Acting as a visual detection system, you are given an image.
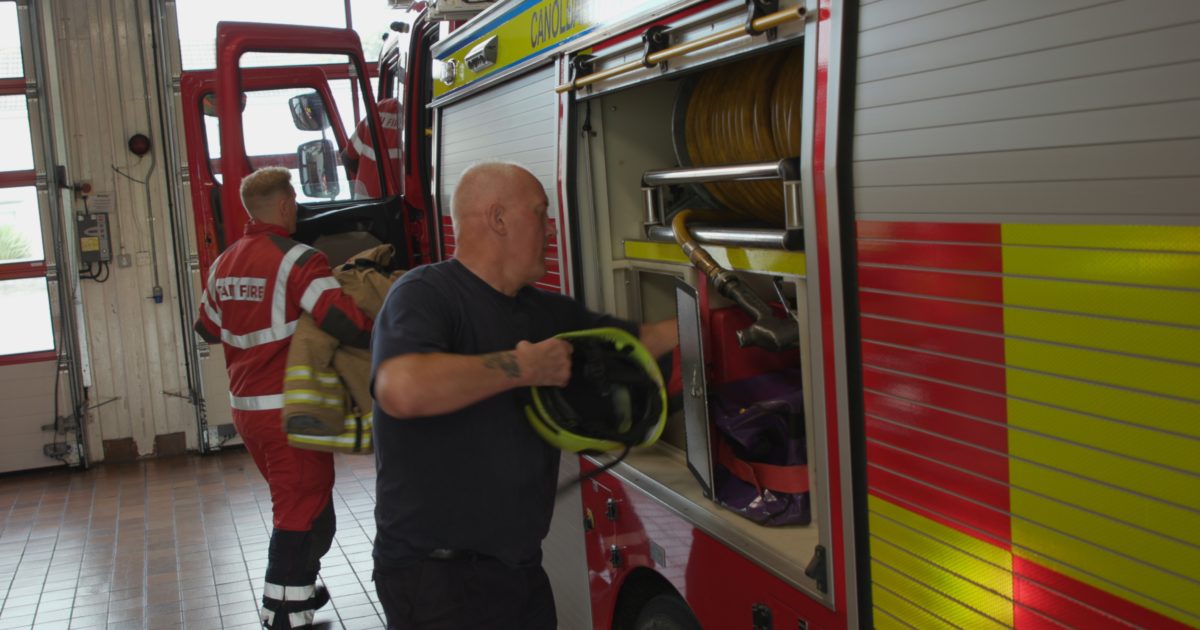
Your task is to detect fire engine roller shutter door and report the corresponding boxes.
[437,64,565,294]
[851,0,1200,628]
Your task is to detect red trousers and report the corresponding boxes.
[234,409,334,531]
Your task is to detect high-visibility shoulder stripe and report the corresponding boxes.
[230,393,284,411]
[350,134,376,162]
[299,276,339,313]
[273,244,309,330]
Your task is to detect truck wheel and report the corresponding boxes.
[632,593,702,630]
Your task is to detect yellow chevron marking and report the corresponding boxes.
[1007,423,1200,509]
[1006,369,1199,438]
[1005,308,1200,365]
[1011,517,1200,626]
[1003,224,1200,253]
[1005,338,1199,402]
[869,496,1014,628]
[873,585,957,630]
[1003,277,1200,327]
[1001,226,1200,291]
[1010,461,1200,578]
[1006,399,1199,475]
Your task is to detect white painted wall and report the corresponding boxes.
[46,0,197,460]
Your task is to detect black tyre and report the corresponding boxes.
[632,593,703,630]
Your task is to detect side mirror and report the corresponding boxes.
[297,139,340,199]
[288,92,329,131]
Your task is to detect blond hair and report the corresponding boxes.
[240,167,293,218]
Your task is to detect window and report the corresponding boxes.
[201,80,371,203]
[0,1,54,362]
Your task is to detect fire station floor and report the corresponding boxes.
[0,448,385,629]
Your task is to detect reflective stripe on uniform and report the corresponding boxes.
[350,133,377,161]
[203,298,222,327]
[220,319,297,349]
[282,389,342,409]
[285,366,340,386]
[210,244,310,350]
[230,393,284,411]
[299,276,339,313]
[263,582,315,601]
[260,608,315,629]
[273,244,310,330]
[203,253,224,326]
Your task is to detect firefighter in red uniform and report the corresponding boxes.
[343,97,400,199]
[194,167,374,629]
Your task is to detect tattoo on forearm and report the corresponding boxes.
[482,352,521,379]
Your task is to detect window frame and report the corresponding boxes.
[0,23,55,365]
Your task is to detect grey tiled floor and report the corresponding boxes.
[0,448,384,629]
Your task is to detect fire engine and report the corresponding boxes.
[187,0,1200,627]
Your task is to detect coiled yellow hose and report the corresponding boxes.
[682,46,802,225]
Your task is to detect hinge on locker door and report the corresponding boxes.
[805,545,828,593]
[606,497,620,521]
[610,544,623,568]
[746,0,781,40]
[640,25,670,72]
[570,54,595,84]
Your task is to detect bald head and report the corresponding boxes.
[448,162,553,296]
[450,162,540,234]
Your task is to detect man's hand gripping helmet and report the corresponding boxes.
[524,327,667,453]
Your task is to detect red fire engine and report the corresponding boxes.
[189,1,1200,627]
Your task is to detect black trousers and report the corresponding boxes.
[374,556,556,630]
[261,500,336,629]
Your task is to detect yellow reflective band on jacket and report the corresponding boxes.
[285,366,340,386]
[282,389,343,409]
[286,414,373,453]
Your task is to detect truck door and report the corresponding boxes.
[375,10,439,265]
[214,22,406,272]
[180,66,355,281]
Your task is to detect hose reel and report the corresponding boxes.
[651,46,803,352]
[673,46,802,225]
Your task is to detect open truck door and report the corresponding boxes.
[181,65,358,281]
[213,22,407,273]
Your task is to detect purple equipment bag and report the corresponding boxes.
[709,369,811,526]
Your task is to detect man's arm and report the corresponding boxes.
[639,318,678,358]
[193,288,221,343]
[373,337,572,419]
[291,248,374,348]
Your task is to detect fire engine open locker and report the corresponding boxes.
[422,1,859,627]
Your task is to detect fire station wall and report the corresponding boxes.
[852,1,1200,628]
[41,0,196,461]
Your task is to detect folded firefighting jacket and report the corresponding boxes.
[283,244,403,454]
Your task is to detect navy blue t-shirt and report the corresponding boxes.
[370,259,635,569]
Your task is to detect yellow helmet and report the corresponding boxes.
[524,327,667,453]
